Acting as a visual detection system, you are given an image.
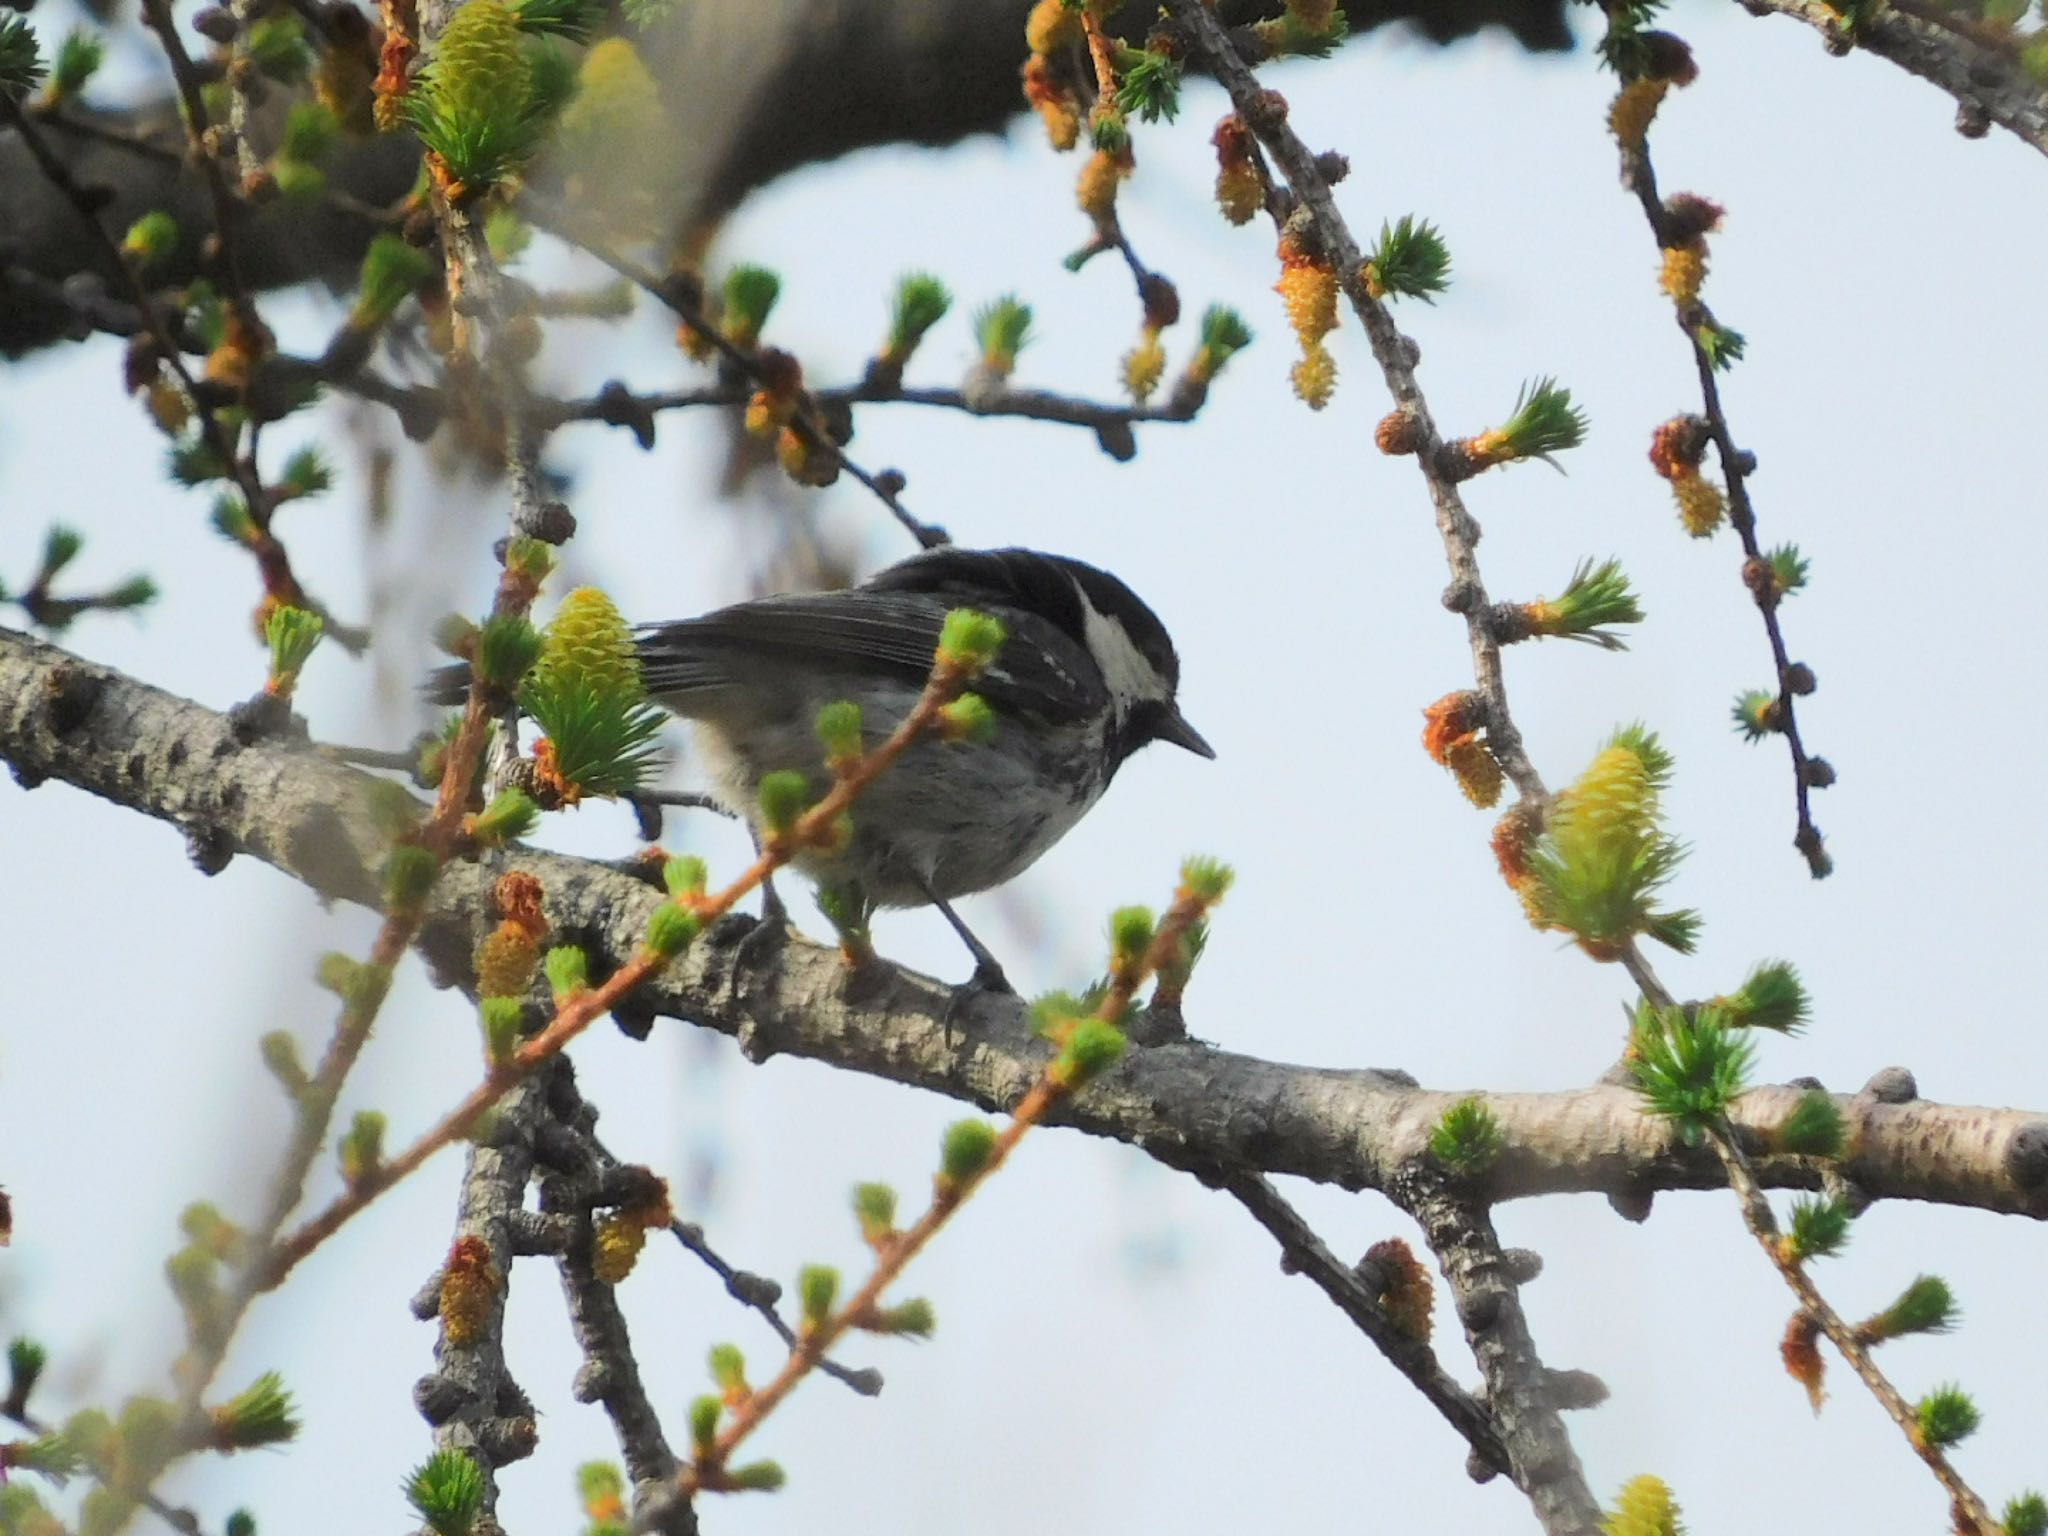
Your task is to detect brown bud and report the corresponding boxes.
[1640,30,1697,84]
[1742,554,1777,608]
[1375,407,1423,456]
[1661,193,1725,246]
[1139,273,1181,331]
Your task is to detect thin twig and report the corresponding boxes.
[3,1403,208,1536]
[518,202,953,550]
[1705,1127,1994,1529]
[1162,12,1617,1529]
[1165,3,1545,804]
[1737,0,2048,155]
[0,96,363,649]
[534,1067,696,1534]
[33,106,183,164]
[1221,1171,1510,1476]
[1612,87,1830,877]
[261,649,986,1282]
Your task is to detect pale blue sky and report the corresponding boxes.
[5,7,2046,1532]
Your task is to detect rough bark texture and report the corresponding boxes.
[6,622,2047,1223]
[416,1076,545,1518]
[1393,1170,1602,1535]
[534,1064,696,1536]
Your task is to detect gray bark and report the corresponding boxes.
[5,621,2046,1223]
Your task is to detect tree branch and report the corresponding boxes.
[5,623,2044,1226]
[1220,1171,1510,1475]
[1738,0,2048,154]
[1391,1169,1602,1534]
[415,1075,546,1519]
[532,1063,697,1536]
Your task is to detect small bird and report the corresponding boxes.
[435,546,1210,986]
[638,545,1212,987]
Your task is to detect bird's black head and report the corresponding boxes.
[868,546,1212,763]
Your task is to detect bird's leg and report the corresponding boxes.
[911,873,1013,995]
[722,826,792,980]
[751,829,789,926]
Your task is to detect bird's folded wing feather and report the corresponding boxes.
[636,591,1105,724]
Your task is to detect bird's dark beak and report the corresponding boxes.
[1155,706,1215,759]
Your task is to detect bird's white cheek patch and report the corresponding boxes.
[1077,585,1165,709]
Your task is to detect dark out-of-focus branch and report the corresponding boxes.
[0,0,1570,351]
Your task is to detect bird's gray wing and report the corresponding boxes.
[636,590,1105,725]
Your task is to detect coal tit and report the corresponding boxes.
[638,545,1212,985]
[433,546,1210,983]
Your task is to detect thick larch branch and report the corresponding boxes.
[5,624,2045,1222]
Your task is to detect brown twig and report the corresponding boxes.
[683,1075,1060,1489]
[535,1069,695,1533]
[1221,1171,1512,1478]
[3,1402,208,1536]
[530,378,1199,437]
[1737,0,2048,155]
[682,874,1228,1493]
[1705,1127,1994,1530]
[0,95,362,649]
[1611,72,1831,878]
[261,646,985,1284]
[1161,10,1616,1528]
[135,0,260,326]
[518,202,954,550]
[1164,3,1546,805]
[32,106,184,164]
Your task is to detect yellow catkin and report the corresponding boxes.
[1077,147,1126,222]
[1491,800,1543,890]
[1037,93,1080,151]
[1216,161,1262,225]
[592,1214,647,1285]
[1290,347,1337,410]
[439,1237,496,1345]
[1603,1474,1682,1536]
[744,388,796,440]
[475,921,539,1000]
[1673,472,1726,537]
[1659,243,1707,305]
[1444,736,1505,809]
[1608,78,1669,148]
[146,376,191,433]
[1276,260,1337,351]
[1122,329,1165,404]
[1025,0,1080,55]
[1023,55,1080,151]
